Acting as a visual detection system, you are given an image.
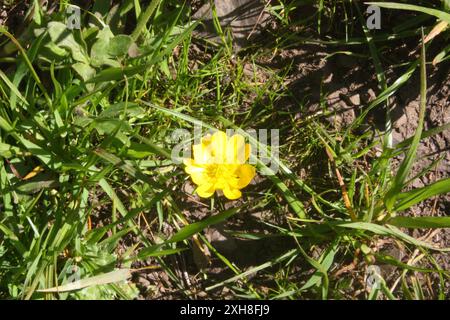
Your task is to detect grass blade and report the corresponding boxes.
[168,208,238,243]
[36,269,132,293]
[366,2,450,24]
[384,29,428,211]
[387,216,450,229]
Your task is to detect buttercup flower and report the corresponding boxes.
[183,131,256,200]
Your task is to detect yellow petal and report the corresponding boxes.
[184,161,208,185]
[183,158,195,166]
[196,183,215,198]
[211,131,228,163]
[193,143,211,164]
[226,134,246,164]
[190,170,208,185]
[185,163,202,172]
[245,143,251,161]
[225,172,241,189]
[223,186,242,200]
[201,134,212,146]
[236,164,256,189]
[184,162,203,174]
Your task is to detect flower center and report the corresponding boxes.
[206,164,236,180]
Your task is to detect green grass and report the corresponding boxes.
[0,0,449,300]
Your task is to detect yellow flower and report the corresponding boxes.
[183,131,256,200]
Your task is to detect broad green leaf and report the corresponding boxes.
[94,118,132,135]
[86,65,142,83]
[90,27,120,67]
[72,62,96,82]
[42,41,68,59]
[100,102,145,118]
[87,20,199,83]
[47,21,90,64]
[108,35,134,57]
